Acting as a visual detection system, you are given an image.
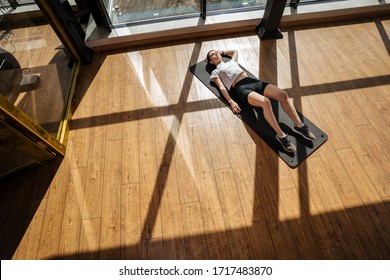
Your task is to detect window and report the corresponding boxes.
[207,0,266,12]
[109,0,200,24]
[1,2,80,177]
[105,0,364,26]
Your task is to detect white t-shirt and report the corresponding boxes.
[210,60,243,90]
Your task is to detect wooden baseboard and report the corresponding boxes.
[281,4,390,27]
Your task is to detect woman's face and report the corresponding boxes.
[207,50,222,65]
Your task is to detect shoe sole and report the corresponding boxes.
[276,136,296,153]
[292,127,316,140]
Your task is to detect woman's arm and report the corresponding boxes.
[220,50,238,61]
[212,76,241,114]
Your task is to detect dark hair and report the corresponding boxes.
[206,50,215,63]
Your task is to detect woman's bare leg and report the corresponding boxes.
[247,91,285,137]
[263,84,303,126]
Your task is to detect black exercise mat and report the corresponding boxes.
[189,58,328,168]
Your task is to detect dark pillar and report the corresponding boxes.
[290,0,300,9]
[200,0,206,19]
[35,0,94,65]
[6,0,19,9]
[256,0,287,40]
[82,0,112,31]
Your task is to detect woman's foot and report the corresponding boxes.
[293,124,316,140]
[276,135,296,152]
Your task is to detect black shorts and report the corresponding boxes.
[233,77,269,104]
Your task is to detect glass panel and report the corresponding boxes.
[1,9,75,138]
[109,0,200,24]
[0,3,78,177]
[17,1,36,4]
[205,0,342,12]
[105,0,383,26]
[207,0,267,12]
[101,0,110,10]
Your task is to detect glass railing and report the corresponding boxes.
[0,3,79,178]
[207,0,267,13]
[0,17,75,139]
[106,0,358,26]
[109,0,200,24]
[107,0,267,24]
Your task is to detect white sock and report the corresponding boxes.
[295,123,304,128]
[278,133,286,138]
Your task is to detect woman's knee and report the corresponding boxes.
[277,89,289,102]
[248,93,272,109]
[262,97,272,109]
[265,85,289,102]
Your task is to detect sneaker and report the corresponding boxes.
[276,135,296,153]
[293,124,316,140]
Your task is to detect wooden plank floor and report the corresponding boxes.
[0,17,389,259]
